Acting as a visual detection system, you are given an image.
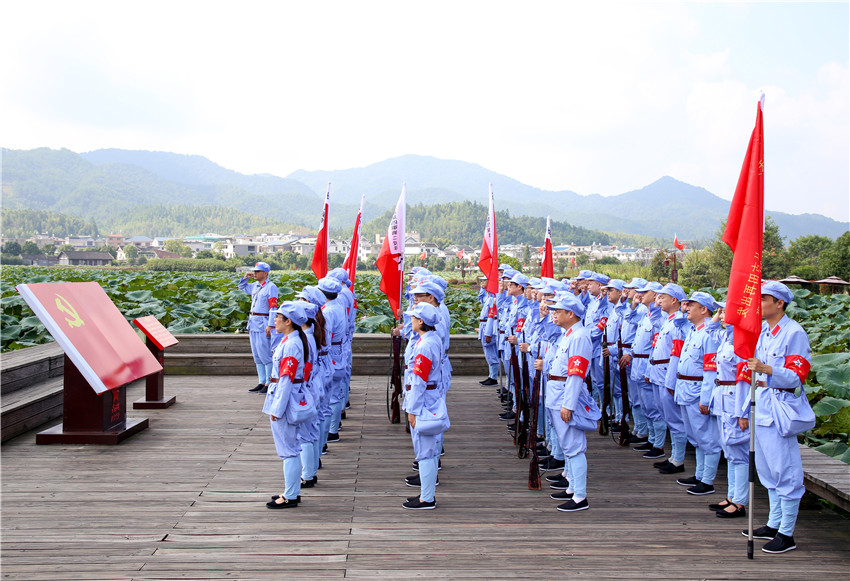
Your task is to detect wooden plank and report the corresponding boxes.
[2,373,849,581]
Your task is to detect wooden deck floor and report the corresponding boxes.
[2,375,849,580]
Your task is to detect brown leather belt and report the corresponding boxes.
[318,350,328,356]
[677,373,703,381]
[548,374,568,381]
[618,343,632,348]
[405,383,438,391]
[605,341,617,346]
[715,380,737,386]
[250,312,269,316]
[479,319,488,322]
[633,353,650,359]
[270,378,304,384]
[774,386,794,392]
[651,358,670,365]
[331,341,342,345]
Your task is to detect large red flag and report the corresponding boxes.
[376,184,406,319]
[673,233,685,250]
[342,194,364,283]
[310,183,331,280]
[541,215,554,278]
[722,97,765,360]
[477,184,500,294]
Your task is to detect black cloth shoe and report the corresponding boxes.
[556,498,589,512]
[405,474,439,487]
[345,400,351,409]
[327,432,340,442]
[549,476,570,490]
[480,378,498,386]
[687,482,715,495]
[402,498,436,510]
[610,424,621,432]
[318,458,322,469]
[412,461,418,471]
[716,504,746,518]
[499,411,516,421]
[743,525,778,540]
[340,411,346,420]
[642,447,665,459]
[259,385,268,394]
[266,498,299,509]
[441,446,445,456]
[249,383,265,392]
[762,533,796,554]
[677,476,700,486]
[658,463,685,474]
[539,457,566,472]
[270,494,301,501]
[653,459,672,469]
[550,490,574,500]
[300,476,318,488]
[633,442,653,452]
[709,499,733,511]
[629,434,649,444]
[545,473,566,483]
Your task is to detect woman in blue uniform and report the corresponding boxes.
[264,301,309,509]
[402,303,447,510]
[298,301,325,488]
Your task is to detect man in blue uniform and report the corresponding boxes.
[743,281,812,554]
[583,272,612,408]
[238,262,278,393]
[534,292,600,511]
[478,276,500,386]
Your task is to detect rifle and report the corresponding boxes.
[389,333,403,424]
[599,347,611,436]
[618,328,631,446]
[527,342,543,489]
[509,342,523,447]
[518,341,531,459]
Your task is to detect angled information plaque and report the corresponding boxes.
[17,282,160,444]
[132,316,178,408]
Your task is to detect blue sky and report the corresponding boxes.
[1,1,848,224]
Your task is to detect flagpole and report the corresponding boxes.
[747,374,756,559]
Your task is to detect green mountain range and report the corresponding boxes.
[1,148,846,244]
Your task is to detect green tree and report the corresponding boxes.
[56,244,75,254]
[124,245,139,260]
[820,231,850,281]
[595,256,621,265]
[787,234,834,279]
[20,241,42,255]
[164,239,193,257]
[498,253,522,272]
[649,251,670,282]
[2,241,22,255]
[522,244,531,266]
[195,250,215,259]
[576,253,590,267]
[679,248,713,288]
[329,253,344,269]
[137,255,147,266]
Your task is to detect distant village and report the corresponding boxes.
[2,232,664,268]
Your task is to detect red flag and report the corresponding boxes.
[673,233,684,250]
[342,194,364,283]
[419,251,427,261]
[541,216,554,278]
[456,249,464,259]
[478,184,500,294]
[570,255,576,267]
[722,97,765,360]
[376,184,406,319]
[310,183,330,280]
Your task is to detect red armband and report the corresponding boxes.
[567,356,589,379]
[735,361,752,383]
[304,361,313,381]
[651,333,659,347]
[413,354,432,381]
[268,296,278,309]
[279,356,298,381]
[670,339,684,358]
[488,304,497,318]
[596,317,608,331]
[516,318,526,333]
[784,355,811,384]
[703,353,717,371]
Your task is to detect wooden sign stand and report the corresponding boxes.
[36,357,149,445]
[133,337,177,409]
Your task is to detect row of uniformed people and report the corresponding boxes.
[241,267,357,509]
[394,267,453,509]
[477,273,812,551]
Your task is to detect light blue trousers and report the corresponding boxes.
[418,456,439,502]
[283,456,302,500]
[767,489,801,536]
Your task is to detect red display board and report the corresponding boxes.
[133,315,179,350]
[17,282,162,394]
